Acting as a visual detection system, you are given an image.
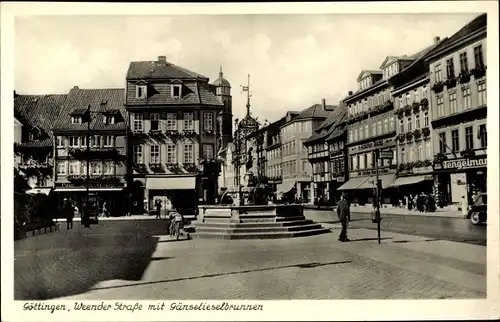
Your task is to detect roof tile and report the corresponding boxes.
[127,60,209,80]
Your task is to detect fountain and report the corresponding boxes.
[191,150,330,239]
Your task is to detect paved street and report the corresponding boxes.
[304,210,487,246]
[15,218,486,300]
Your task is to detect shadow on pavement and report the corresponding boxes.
[348,237,393,242]
[14,220,168,300]
[392,238,441,243]
[90,260,353,292]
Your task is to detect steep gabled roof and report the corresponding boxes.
[294,103,334,122]
[304,106,346,145]
[357,70,382,82]
[127,59,209,80]
[14,94,67,138]
[52,87,126,132]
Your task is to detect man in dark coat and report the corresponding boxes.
[336,192,350,242]
[64,198,74,229]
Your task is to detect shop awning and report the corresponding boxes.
[25,187,52,195]
[277,181,296,194]
[54,187,124,192]
[389,175,433,187]
[337,177,370,190]
[357,174,396,190]
[146,176,196,190]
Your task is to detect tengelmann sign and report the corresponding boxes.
[440,156,487,171]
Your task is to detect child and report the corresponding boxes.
[171,209,184,240]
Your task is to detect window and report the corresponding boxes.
[377,120,382,134]
[367,152,373,168]
[437,95,444,117]
[183,112,194,131]
[183,144,194,163]
[103,162,114,175]
[364,124,369,138]
[449,92,457,114]
[434,64,442,82]
[463,87,471,110]
[415,114,420,129]
[478,82,486,106]
[425,141,432,159]
[451,129,459,152]
[407,117,412,132]
[422,85,428,99]
[424,112,429,127]
[479,124,487,148]
[474,44,484,68]
[136,85,147,99]
[57,162,66,175]
[172,85,182,98]
[56,136,64,147]
[71,116,82,124]
[353,128,358,142]
[92,162,102,175]
[408,148,413,162]
[359,153,365,169]
[133,113,143,132]
[414,89,420,102]
[203,113,213,131]
[69,161,79,175]
[103,136,113,147]
[349,129,353,143]
[104,115,115,125]
[91,136,101,147]
[383,119,388,133]
[80,136,87,147]
[133,145,143,164]
[150,113,160,131]
[401,147,406,163]
[150,145,160,164]
[372,122,377,136]
[439,133,447,154]
[359,126,364,140]
[69,136,79,147]
[166,144,176,163]
[465,126,474,150]
[399,119,404,133]
[446,58,455,79]
[416,144,423,161]
[459,52,469,72]
[166,113,177,131]
[203,144,214,159]
[351,155,357,170]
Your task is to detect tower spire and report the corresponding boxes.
[219,65,223,78]
[246,74,251,116]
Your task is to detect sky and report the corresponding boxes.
[15,13,481,123]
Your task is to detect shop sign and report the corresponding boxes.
[56,182,124,188]
[434,156,487,171]
[336,176,345,183]
[350,138,394,154]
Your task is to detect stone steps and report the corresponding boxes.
[191,219,313,228]
[191,227,331,240]
[195,223,323,234]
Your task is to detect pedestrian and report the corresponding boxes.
[155,200,162,219]
[461,196,469,219]
[336,192,350,242]
[102,201,108,218]
[64,198,74,229]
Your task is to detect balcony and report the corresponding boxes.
[347,101,394,124]
[68,146,122,160]
[444,77,457,89]
[18,159,53,177]
[471,65,486,79]
[432,81,444,93]
[458,70,471,84]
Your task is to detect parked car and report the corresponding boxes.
[466,192,487,225]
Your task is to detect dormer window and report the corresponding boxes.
[71,116,82,124]
[136,85,147,99]
[103,115,115,125]
[172,85,182,99]
[29,127,41,141]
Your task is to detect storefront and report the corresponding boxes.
[145,175,198,216]
[54,183,127,217]
[433,154,487,205]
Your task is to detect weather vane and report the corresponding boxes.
[240,74,252,116]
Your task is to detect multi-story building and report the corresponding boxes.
[425,14,487,206]
[387,38,445,197]
[304,105,344,205]
[278,99,333,203]
[125,56,225,214]
[52,87,128,215]
[340,44,439,205]
[325,109,348,204]
[14,92,66,195]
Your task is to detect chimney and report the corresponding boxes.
[321,98,326,111]
[433,36,440,44]
[348,91,353,96]
[158,55,167,63]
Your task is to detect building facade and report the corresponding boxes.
[125,56,225,214]
[387,38,445,199]
[278,100,332,203]
[304,104,344,205]
[14,93,66,195]
[52,87,128,216]
[425,14,487,206]
[325,111,348,205]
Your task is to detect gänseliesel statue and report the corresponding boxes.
[246,147,253,172]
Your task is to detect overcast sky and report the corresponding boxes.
[15,13,481,122]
